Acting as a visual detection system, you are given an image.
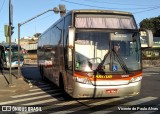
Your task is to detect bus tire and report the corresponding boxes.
[39,65,42,77]
[59,74,70,99]
[59,74,64,90]
[41,66,46,81]
[38,65,41,74]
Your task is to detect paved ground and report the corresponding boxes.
[0,68,30,100]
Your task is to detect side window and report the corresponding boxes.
[51,27,56,45]
[55,28,61,44]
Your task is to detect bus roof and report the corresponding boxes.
[39,9,134,38]
[69,9,133,15]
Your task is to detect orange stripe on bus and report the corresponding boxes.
[74,71,142,81]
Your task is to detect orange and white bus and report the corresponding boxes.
[37,10,153,98]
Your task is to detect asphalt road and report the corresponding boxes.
[0,65,159,114]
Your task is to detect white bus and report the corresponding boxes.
[37,10,153,98]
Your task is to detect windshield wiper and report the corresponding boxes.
[112,49,130,74]
[95,49,130,74]
[96,50,110,70]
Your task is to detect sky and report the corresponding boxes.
[0,0,160,42]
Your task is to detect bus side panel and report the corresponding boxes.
[63,14,74,95]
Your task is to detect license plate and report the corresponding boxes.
[106,89,118,94]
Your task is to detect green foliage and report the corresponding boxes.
[139,16,160,37]
[34,33,41,38]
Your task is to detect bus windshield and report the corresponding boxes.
[75,31,141,73]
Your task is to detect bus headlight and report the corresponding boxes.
[130,76,142,83]
[74,77,92,85]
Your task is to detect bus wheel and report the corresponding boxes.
[59,74,70,99]
[59,75,64,90]
[39,65,42,74]
[41,66,45,81]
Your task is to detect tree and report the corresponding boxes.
[33,33,41,38]
[139,16,160,37]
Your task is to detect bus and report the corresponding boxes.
[0,44,24,68]
[37,10,153,98]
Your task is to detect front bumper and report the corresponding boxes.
[72,81,141,98]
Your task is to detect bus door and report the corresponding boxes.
[65,46,74,93]
[65,27,76,93]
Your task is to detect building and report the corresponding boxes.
[15,36,38,64]
[142,37,160,67]
[142,37,160,58]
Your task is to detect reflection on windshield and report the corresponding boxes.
[75,31,141,72]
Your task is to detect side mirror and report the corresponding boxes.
[68,27,75,49]
[139,29,153,48]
